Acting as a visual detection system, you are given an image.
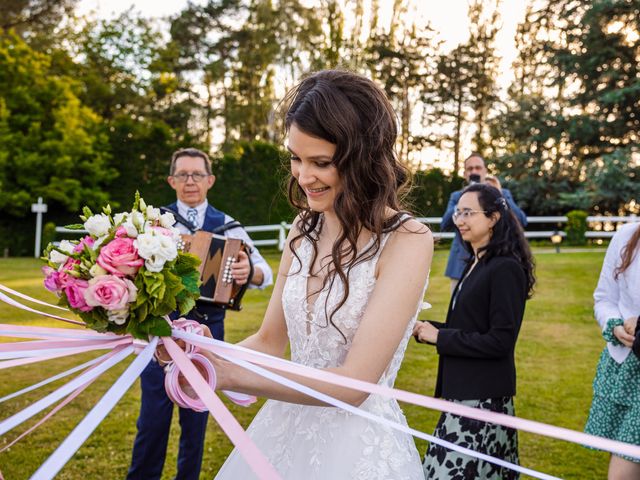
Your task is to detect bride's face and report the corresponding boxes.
[287,123,342,214]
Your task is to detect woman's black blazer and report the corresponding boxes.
[432,255,527,400]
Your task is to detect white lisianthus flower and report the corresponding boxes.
[49,239,75,265]
[157,235,178,262]
[84,214,111,237]
[113,212,128,225]
[89,264,108,278]
[122,220,139,238]
[159,211,176,229]
[139,198,147,211]
[49,249,69,265]
[145,255,166,273]
[146,206,161,221]
[135,232,161,260]
[107,308,129,325]
[131,211,145,230]
[59,240,76,254]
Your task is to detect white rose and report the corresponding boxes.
[135,232,161,260]
[107,308,129,325]
[84,214,111,237]
[159,212,176,229]
[89,264,108,277]
[157,235,178,262]
[146,206,161,221]
[145,255,166,273]
[122,220,138,238]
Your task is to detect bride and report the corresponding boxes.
[205,69,433,479]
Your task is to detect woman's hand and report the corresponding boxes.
[623,316,638,336]
[199,324,235,391]
[413,321,439,345]
[614,324,635,348]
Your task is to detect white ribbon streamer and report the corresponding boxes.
[213,347,558,480]
[30,338,158,480]
[0,346,133,436]
[0,353,113,404]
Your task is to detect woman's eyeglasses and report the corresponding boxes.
[452,209,487,222]
[172,172,210,183]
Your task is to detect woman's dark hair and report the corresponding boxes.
[281,69,414,341]
[461,183,536,298]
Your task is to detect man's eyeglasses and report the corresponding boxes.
[172,172,210,183]
[452,209,487,222]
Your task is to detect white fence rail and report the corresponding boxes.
[53,215,640,253]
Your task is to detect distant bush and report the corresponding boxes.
[566,210,588,246]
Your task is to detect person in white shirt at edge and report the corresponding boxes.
[126,147,273,480]
[585,221,640,480]
[202,70,433,479]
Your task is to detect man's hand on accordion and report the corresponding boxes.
[230,250,251,285]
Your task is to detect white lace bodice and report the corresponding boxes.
[281,232,421,388]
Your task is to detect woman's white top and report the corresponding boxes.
[594,222,640,364]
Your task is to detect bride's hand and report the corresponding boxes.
[199,325,235,391]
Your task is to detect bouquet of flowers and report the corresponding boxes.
[41,193,201,339]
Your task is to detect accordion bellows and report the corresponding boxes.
[180,231,249,310]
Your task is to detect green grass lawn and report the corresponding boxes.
[0,250,610,479]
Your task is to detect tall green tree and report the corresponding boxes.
[490,0,640,214]
[422,0,500,174]
[367,2,439,164]
[0,31,114,254]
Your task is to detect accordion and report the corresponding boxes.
[180,231,251,310]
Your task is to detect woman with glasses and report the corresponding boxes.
[413,182,535,479]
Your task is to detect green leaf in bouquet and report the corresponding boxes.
[63,224,86,230]
[177,295,196,316]
[174,252,201,275]
[129,300,149,325]
[151,292,177,317]
[80,310,110,333]
[136,315,171,339]
[143,270,166,300]
[180,270,201,296]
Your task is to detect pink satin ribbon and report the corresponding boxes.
[179,331,640,461]
[162,337,281,479]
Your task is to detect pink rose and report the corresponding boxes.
[73,236,95,253]
[65,278,91,312]
[56,259,81,289]
[43,266,62,293]
[151,226,173,236]
[97,237,144,277]
[83,275,137,311]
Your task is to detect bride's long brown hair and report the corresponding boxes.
[282,70,414,342]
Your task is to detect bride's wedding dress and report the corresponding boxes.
[216,231,426,479]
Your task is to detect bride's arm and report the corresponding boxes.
[208,220,434,407]
[230,225,298,358]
